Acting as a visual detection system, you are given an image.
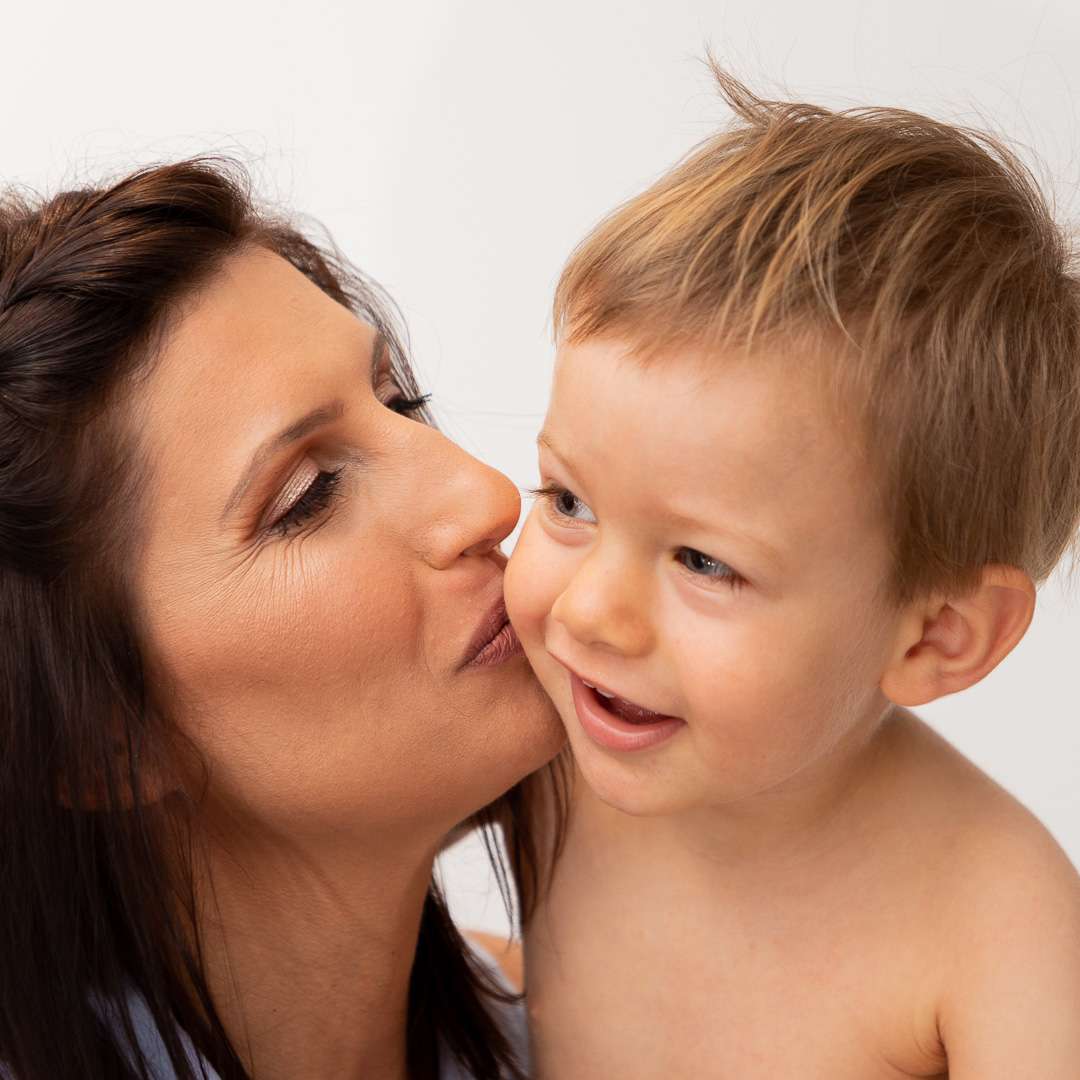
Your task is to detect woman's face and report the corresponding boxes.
[128,247,562,847]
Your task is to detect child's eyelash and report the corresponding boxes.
[271,468,344,537]
[674,547,746,591]
[531,483,745,590]
[529,483,589,520]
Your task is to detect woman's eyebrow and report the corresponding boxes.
[220,330,385,523]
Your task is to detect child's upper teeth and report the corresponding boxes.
[582,678,616,699]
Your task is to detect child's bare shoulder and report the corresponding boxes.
[884,709,1077,902]
[884,711,1080,1076]
[888,709,1074,870]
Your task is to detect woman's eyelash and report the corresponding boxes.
[387,392,431,416]
[267,391,431,539]
[271,468,344,537]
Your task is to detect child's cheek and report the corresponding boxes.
[504,507,556,650]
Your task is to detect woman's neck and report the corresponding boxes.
[191,825,436,1080]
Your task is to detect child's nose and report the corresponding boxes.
[550,551,654,658]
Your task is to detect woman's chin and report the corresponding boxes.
[410,674,562,839]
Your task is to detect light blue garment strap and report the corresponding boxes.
[93,990,222,1080]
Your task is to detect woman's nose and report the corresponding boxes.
[409,425,521,570]
[550,548,654,658]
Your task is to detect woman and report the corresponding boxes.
[0,159,563,1079]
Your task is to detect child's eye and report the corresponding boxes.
[532,484,597,524]
[675,547,743,589]
[270,468,344,537]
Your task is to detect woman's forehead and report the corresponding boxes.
[136,252,367,435]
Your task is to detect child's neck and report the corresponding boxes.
[571,704,906,891]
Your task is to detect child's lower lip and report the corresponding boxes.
[569,673,685,753]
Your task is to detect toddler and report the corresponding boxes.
[504,72,1080,1078]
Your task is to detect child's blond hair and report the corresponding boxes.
[554,67,1080,602]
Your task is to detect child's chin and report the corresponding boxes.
[570,735,698,818]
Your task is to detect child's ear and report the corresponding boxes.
[880,565,1035,707]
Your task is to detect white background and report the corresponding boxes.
[6,1,1078,937]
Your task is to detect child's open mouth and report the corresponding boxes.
[581,678,667,724]
[568,672,685,753]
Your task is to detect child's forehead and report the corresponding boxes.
[549,335,853,471]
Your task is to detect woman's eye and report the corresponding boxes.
[675,547,743,588]
[385,391,431,418]
[534,484,597,524]
[270,468,344,537]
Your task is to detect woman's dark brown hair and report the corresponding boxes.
[0,158,527,1079]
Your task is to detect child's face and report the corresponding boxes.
[505,336,906,816]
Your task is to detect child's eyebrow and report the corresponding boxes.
[537,431,588,477]
[536,431,786,574]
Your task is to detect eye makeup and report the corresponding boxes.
[269,466,344,537]
[263,391,431,539]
